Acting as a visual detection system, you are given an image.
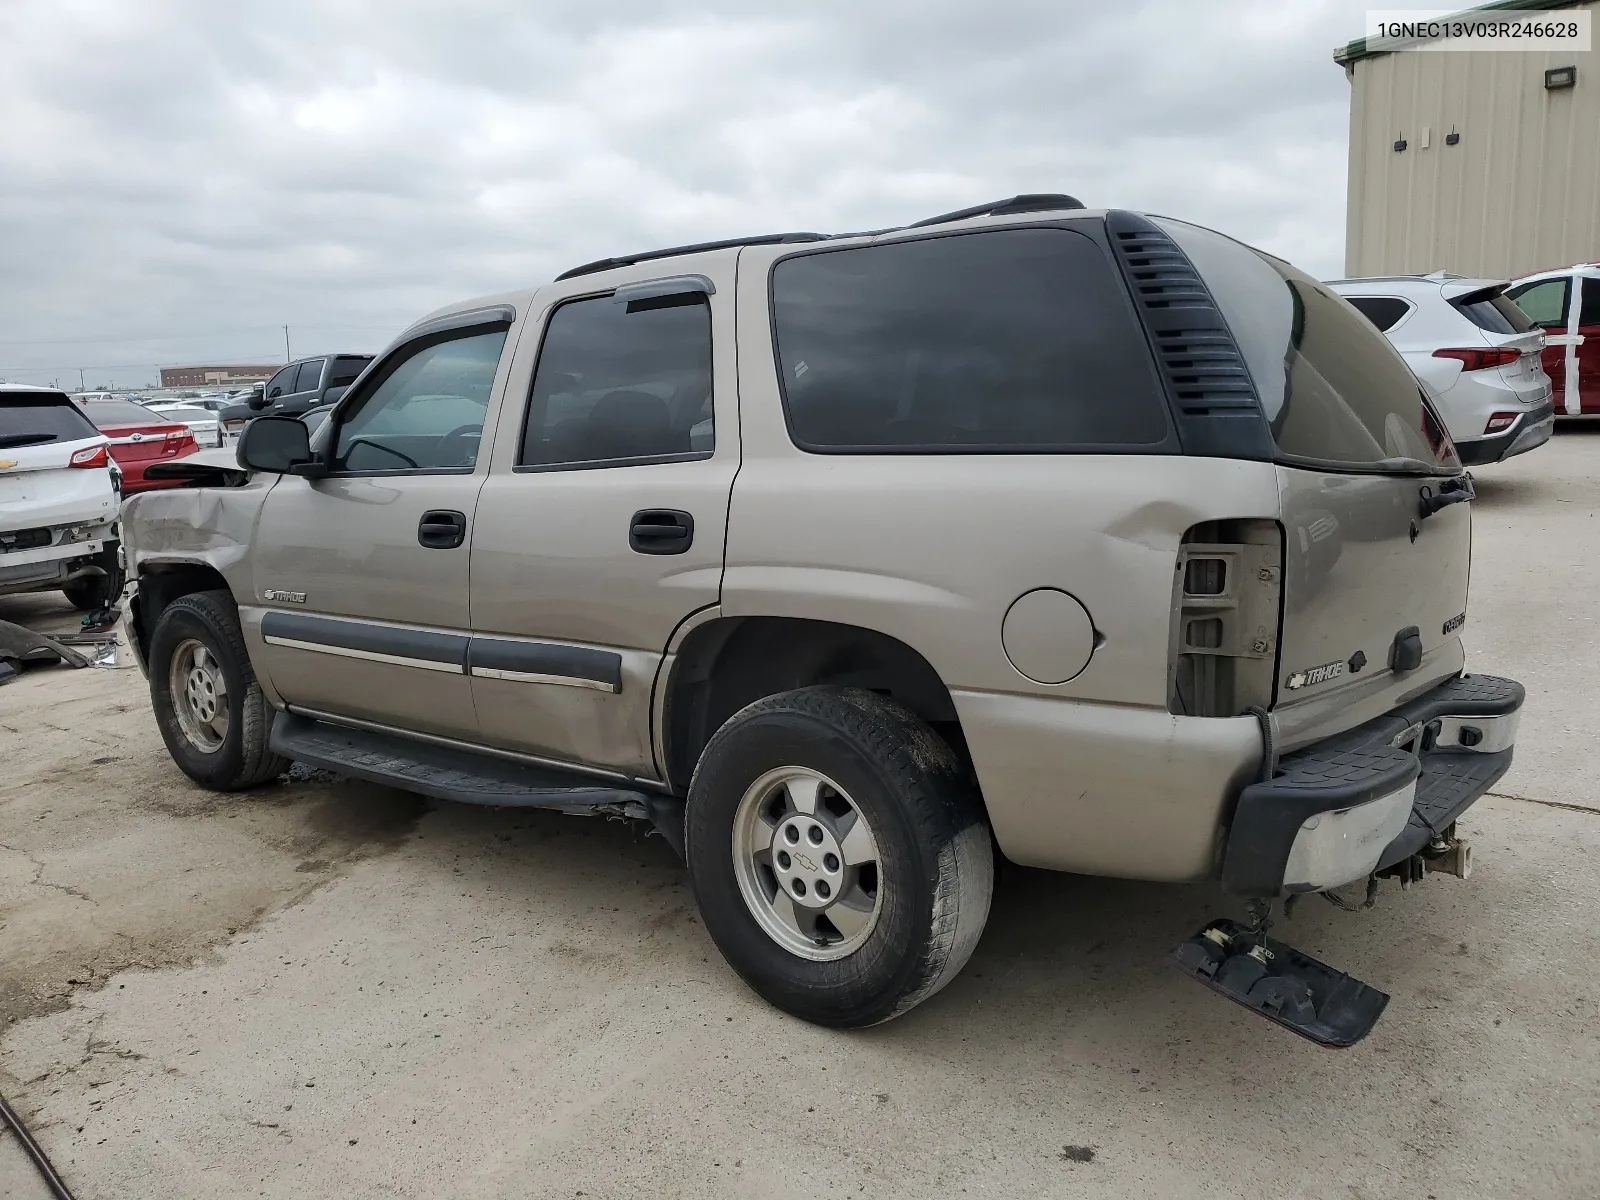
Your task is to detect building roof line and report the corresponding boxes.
[1334,0,1593,67]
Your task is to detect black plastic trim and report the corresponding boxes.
[1454,400,1555,465]
[260,611,468,669]
[555,233,826,281]
[1104,210,1276,461]
[908,193,1085,227]
[466,637,622,691]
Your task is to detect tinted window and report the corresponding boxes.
[293,359,325,393]
[1453,290,1535,335]
[520,293,713,467]
[329,355,371,387]
[1344,295,1411,333]
[771,229,1167,451]
[1508,278,1571,328]
[1159,219,1457,473]
[265,365,297,399]
[1580,278,1600,327]
[0,393,99,447]
[83,400,166,427]
[333,330,506,472]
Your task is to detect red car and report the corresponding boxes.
[77,399,200,492]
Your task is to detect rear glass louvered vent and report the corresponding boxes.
[1113,225,1257,416]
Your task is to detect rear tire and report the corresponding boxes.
[685,686,993,1027]
[149,589,288,790]
[61,549,123,611]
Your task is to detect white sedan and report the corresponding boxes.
[144,403,224,448]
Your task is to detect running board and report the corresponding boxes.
[1172,919,1389,1048]
[269,711,658,817]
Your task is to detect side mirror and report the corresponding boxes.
[237,415,317,475]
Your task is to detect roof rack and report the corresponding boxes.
[554,232,829,281]
[908,194,1085,228]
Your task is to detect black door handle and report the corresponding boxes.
[418,509,466,549]
[629,509,694,555]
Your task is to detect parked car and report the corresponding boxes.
[77,398,200,493]
[1327,273,1554,465]
[121,197,1519,1045]
[0,385,122,610]
[218,354,373,444]
[144,403,224,448]
[1506,263,1600,418]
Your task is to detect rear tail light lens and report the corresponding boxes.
[1485,412,1520,434]
[69,444,108,468]
[1433,347,1521,371]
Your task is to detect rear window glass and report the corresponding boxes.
[82,400,166,427]
[0,393,99,447]
[1453,291,1535,335]
[1343,295,1411,333]
[770,228,1170,452]
[1157,219,1457,474]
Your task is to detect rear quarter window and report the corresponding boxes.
[1343,295,1411,333]
[770,227,1171,452]
[1156,218,1457,474]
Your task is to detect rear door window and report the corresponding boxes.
[0,393,100,447]
[1507,278,1572,329]
[292,359,325,394]
[1343,296,1411,333]
[1157,218,1457,474]
[770,228,1170,452]
[1580,278,1600,327]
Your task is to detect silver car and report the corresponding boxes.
[145,403,224,448]
[1327,272,1554,465]
[119,199,1523,1045]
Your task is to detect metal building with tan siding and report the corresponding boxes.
[1336,0,1599,279]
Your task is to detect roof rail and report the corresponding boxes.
[908,193,1085,228]
[554,232,829,281]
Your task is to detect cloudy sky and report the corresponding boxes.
[1,0,1381,388]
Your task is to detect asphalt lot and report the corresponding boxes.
[3,433,1599,1199]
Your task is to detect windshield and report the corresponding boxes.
[0,393,101,448]
[1156,218,1458,475]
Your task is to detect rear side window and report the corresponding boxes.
[1508,278,1571,329]
[520,292,713,468]
[770,228,1170,452]
[1158,218,1457,474]
[1581,278,1600,327]
[1344,295,1411,333]
[293,359,325,392]
[82,400,165,427]
[0,393,99,447]
[1452,289,1535,335]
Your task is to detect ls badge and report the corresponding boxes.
[263,588,307,604]
[1285,660,1345,691]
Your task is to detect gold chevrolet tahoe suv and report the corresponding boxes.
[122,196,1522,1045]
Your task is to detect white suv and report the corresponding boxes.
[0,385,123,610]
[1327,273,1554,465]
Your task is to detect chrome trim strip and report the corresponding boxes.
[469,665,615,691]
[283,704,663,788]
[263,635,464,674]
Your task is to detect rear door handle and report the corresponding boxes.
[629,509,694,555]
[418,509,467,549]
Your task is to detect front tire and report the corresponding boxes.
[149,590,288,790]
[685,687,993,1027]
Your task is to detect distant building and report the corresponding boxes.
[159,363,280,388]
[1335,0,1599,279]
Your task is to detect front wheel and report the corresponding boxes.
[148,590,288,790]
[685,687,993,1027]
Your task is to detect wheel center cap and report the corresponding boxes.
[771,816,845,910]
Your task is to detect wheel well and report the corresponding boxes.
[132,563,232,658]
[663,617,975,794]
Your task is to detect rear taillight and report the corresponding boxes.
[1433,347,1521,371]
[1485,411,1520,434]
[69,445,108,468]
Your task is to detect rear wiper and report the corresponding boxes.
[0,433,59,449]
[1418,472,1475,518]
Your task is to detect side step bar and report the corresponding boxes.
[268,712,687,854]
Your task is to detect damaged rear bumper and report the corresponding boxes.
[1222,673,1523,897]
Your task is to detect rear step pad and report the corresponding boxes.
[1172,919,1389,1048]
[270,710,669,820]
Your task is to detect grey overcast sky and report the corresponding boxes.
[1,0,1380,388]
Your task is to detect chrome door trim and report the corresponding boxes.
[468,665,615,691]
[262,635,464,673]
